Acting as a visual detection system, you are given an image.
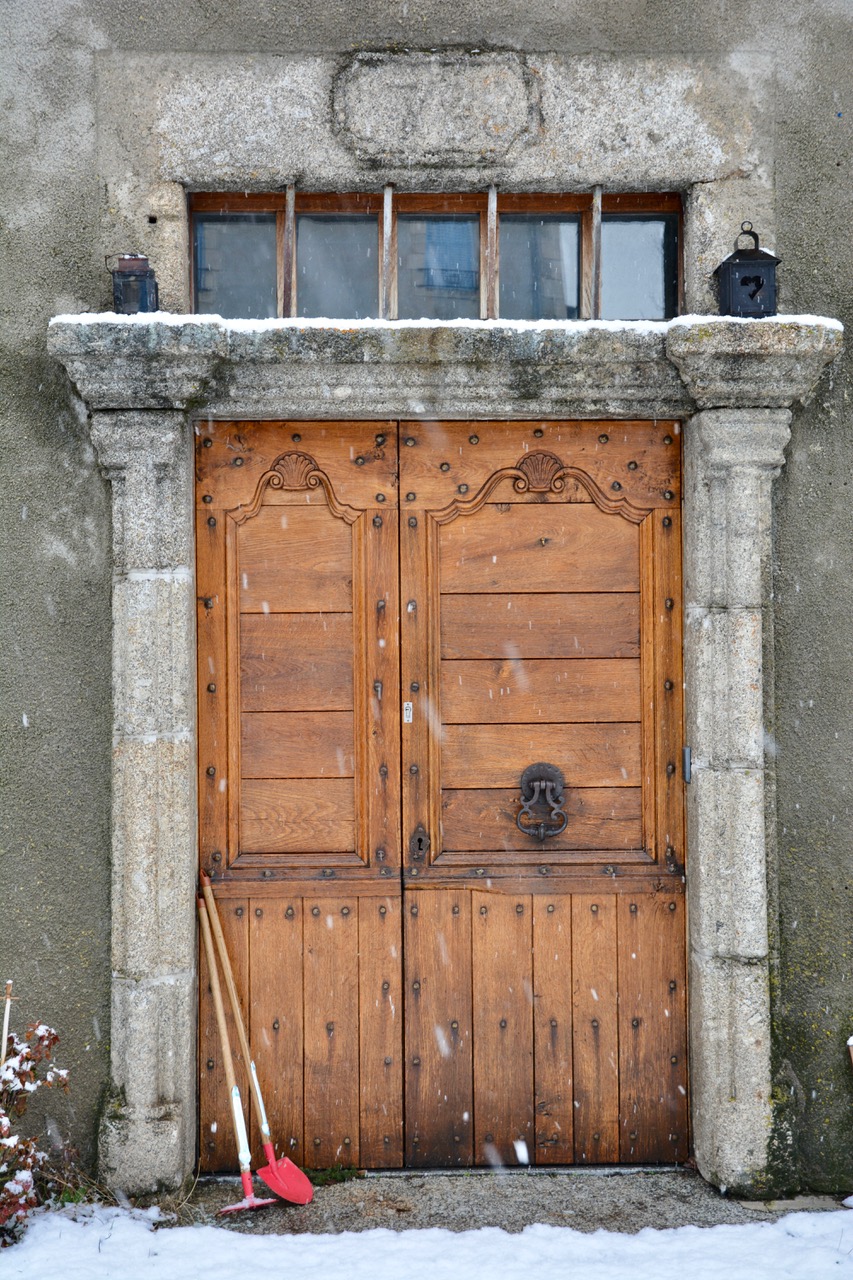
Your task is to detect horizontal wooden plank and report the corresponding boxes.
[441,723,640,788]
[439,505,640,594]
[440,658,640,724]
[196,420,398,512]
[397,420,680,514]
[237,507,353,612]
[440,594,640,660]
[242,711,354,778]
[240,613,353,711]
[441,787,641,851]
[240,778,355,852]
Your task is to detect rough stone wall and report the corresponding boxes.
[2,0,851,1188]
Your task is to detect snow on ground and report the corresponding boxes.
[6,1205,853,1280]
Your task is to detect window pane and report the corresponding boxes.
[499,216,579,320]
[194,214,277,319]
[397,215,480,320]
[601,216,679,320]
[297,215,379,319]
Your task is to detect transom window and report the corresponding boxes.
[190,191,681,322]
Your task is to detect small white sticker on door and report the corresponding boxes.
[403,702,413,723]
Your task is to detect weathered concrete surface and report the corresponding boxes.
[3,0,853,1197]
[162,1169,845,1235]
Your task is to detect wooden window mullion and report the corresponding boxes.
[381,185,396,320]
[486,184,498,320]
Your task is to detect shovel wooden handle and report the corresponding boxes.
[200,876,273,1140]
[198,898,239,1099]
[200,876,254,1070]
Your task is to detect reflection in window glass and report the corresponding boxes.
[297,216,379,319]
[499,216,580,320]
[397,216,480,320]
[194,214,277,319]
[601,216,679,320]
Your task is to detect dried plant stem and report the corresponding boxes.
[0,981,12,1070]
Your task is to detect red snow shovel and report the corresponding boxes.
[200,875,314,1205]
[198,897,276,1214]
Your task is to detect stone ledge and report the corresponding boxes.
[47,315,842,418]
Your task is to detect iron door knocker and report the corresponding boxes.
[516,762,568,841]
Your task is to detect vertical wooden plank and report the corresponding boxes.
[358,505,401,876]
[198,896,249,1172]
[404,889,473,1166]
[196,506,228,878]
[225,512,242,867]
[533,894,574,1164]
[655,506,686,875]
[640,514,658,859]
[472,892,534,1166]
[617,893,688,1162]
[572,894,619,1163]
[399,460,439,878]
[303,895,360,1168]
[248,897,304,1169]
[359,895,404,1167]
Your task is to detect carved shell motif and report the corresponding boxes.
[236,449,360,525]
[267,451,321,490]
[513,451,567,493]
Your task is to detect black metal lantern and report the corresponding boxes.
[107,253,160,314]
[714,222,780,318]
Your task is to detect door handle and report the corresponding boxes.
[516,763,568,842]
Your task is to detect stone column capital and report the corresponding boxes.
[90,410,193,574]
[688,407,792,478]
[666,318,842,410]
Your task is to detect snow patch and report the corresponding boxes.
[8,1205,853,1279]
[49,311,844,334]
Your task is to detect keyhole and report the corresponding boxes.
[417,837,425,852]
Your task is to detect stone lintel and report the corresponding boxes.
[49,317,841,420]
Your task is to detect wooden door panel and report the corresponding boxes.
[358,896,404,1166]
[303,895,360,1168]
[440,658,641,724]
[248,897,304,1169]
[241,711,355,778]
[441,786,642,852]
[197,420,398,512]
[441,723,641,789]
[441,593,640,660]
[571,895,620,1163]
[439,505,640,594]
[617,894,689,1163]
[472,892,535,1165]
[238,507,353,613]
[240,613,353,711]
[398,417,686,1170]
[240,779,355,853]
[398,420,680,513]
[533,895,574,1163]
[404,890,474,1166]
[198,422,403,1176]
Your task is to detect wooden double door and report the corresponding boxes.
[196,419,688,1172]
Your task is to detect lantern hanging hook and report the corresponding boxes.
[736,221,760,251]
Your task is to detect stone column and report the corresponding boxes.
[682,408,792,1192]
[89,410,197,1194]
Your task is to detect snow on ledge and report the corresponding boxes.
[49,311,844,334]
